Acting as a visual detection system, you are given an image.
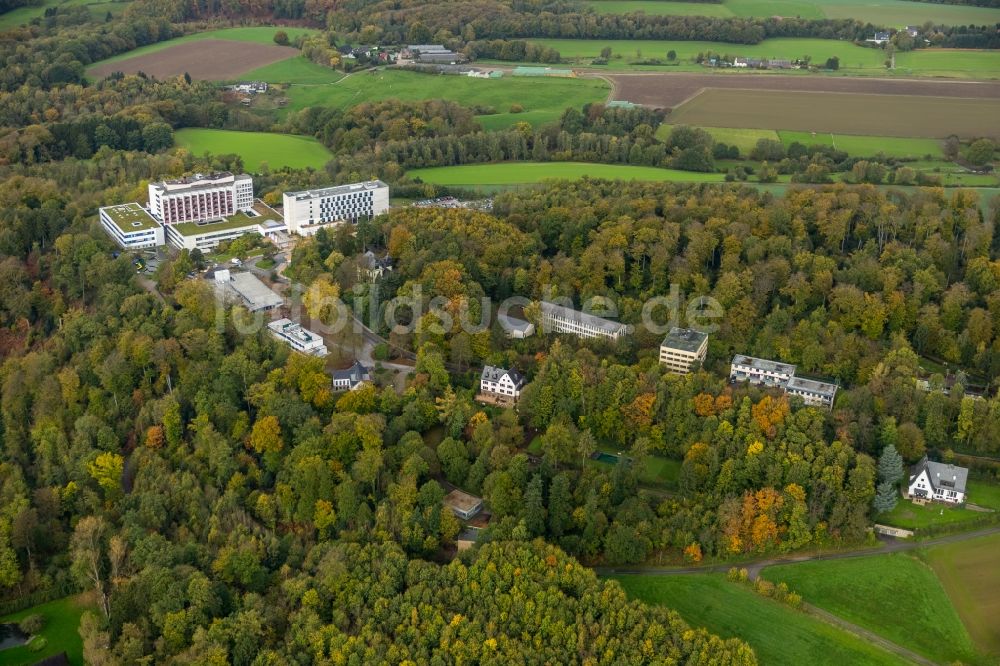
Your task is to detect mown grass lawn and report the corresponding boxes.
[174,128,332,171]
[282,69,609,128]
[0,595,90,665]
[582,0,1000,26]
[922,532,1000,659]
[878,498,982,530]
[610,574,910,666]
[763,553,980,664]
[407,162,727,186]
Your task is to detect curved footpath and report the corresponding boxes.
[598,526,1000,666]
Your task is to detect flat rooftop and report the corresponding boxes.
[541,301,628,334]
[100,203,160,232]
[661,327,708,353]
[786,375,838,397]
[732,355,796,376]
[443,489,482,513]
[169,201,282,237]
[152,171,248,192]
[285,180,388,201]
[228,272,283,310]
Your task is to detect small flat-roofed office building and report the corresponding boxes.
[267,318,328,357]
[540,301,628,341]
[785,376,838,409]
[443,489,483,520]
[729,355,796,387]
[99,203,164,249]
[214,270,284,312]
[659,327,709,374]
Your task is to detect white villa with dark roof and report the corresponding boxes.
[907,457,968,504]
[332,361,372,391]
[480,365,525,402]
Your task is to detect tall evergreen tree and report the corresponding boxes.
[877,444,904,485]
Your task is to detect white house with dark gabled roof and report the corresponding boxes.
[332,361,372,391]
[907,456,968,504]
[479,365,525,402]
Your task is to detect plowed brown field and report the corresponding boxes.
[89,39,299,81]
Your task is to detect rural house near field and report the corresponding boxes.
[907,457,968,504]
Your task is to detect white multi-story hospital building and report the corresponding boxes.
[282,181,389,236]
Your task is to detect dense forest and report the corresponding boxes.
[1,0,999,661]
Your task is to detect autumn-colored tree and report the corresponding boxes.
[248,415,284,454]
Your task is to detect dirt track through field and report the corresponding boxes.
[89,40,299,81]
[608,72,1000,108]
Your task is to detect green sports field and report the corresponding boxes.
[86,26,319,71]
[924,532,1000,658]
[763,553,980,664]
[242,56,343,85]
[610,574,910,666]
[582,0,1000,26]
[407,161,729,186]
[174,128,333,171]
[0,595,90,665]
[282,69,610,129]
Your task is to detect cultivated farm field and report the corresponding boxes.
[611,574,910,666]
[925,532,1000,658]
[86,27,319,80]
[281,70,610,129]
[407,162,729,186]
[763,553,980,664]
[667,89,1000,138]
[174,129,333,171]
[582,0,1000,25]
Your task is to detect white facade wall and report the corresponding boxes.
[149,173,253,225]
[283,181,389,236]
[99,208,164,250]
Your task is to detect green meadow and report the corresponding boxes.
[531,37,886,69]
[174,128,332,171]
[777,131,943,158]
[0,595,90,665]
[87,26,320,70]
[611,574,909,666]
[0,0,130,30]
[407,161,728,186]
[582,0,1000,26]
[763,553,980,664]
[655,125,943,158]
[282,69,610,129]
[527,37,1000,77]
[242,56,343,85]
